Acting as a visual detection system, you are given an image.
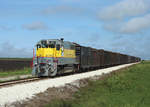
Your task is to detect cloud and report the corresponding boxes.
[103,21,123,33]
[98,0,150,20]
[0,42,32,58]
[23,21,48,31]
[120,14,150,33]
[110,38,150,60]
[103,14,150,34]
[41,5,86,16]
[97,0,150,34]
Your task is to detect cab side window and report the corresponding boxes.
[37,44,41,50]
[70,45,75,50]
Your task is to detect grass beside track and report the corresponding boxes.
[0,58,32,61]
[46,61,150,107]
[0,67,32,78]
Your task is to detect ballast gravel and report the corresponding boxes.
[0,63,136,106]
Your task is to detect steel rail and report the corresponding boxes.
[0,77,44,88]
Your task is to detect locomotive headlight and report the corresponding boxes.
[47,63,51,66]
[34,63,38,66]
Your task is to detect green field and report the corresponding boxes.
[0,58,32,61]
[0,67,32,78]
[46,61,150,107]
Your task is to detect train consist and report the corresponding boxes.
[32,38,141,77]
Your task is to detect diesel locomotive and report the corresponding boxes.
[32,38,141,77]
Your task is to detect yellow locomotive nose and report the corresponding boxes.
[36,48,59,58]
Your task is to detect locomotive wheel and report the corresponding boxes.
[57,67,64,76]
[32,65,41,77]
[73,64,78,73]
[47,64,57,77]
[49,69,57,77]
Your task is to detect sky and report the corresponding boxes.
[0,0,150,59]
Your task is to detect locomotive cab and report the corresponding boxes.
[36,40,62,58]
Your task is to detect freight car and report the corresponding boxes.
[32,38,141,77]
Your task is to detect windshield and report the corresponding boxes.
[41,41,48,48]
[37,41,56,49]
[48,41,56,48]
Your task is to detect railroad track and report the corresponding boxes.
[0,72,75,88]
[0,71,77,88]
[0,71,80,88]
[0,68,114,88]
[0,63,135,88]
[0,77,44,88]
[0,63,138,89]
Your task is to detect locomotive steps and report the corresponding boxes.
[0,63,138,107]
